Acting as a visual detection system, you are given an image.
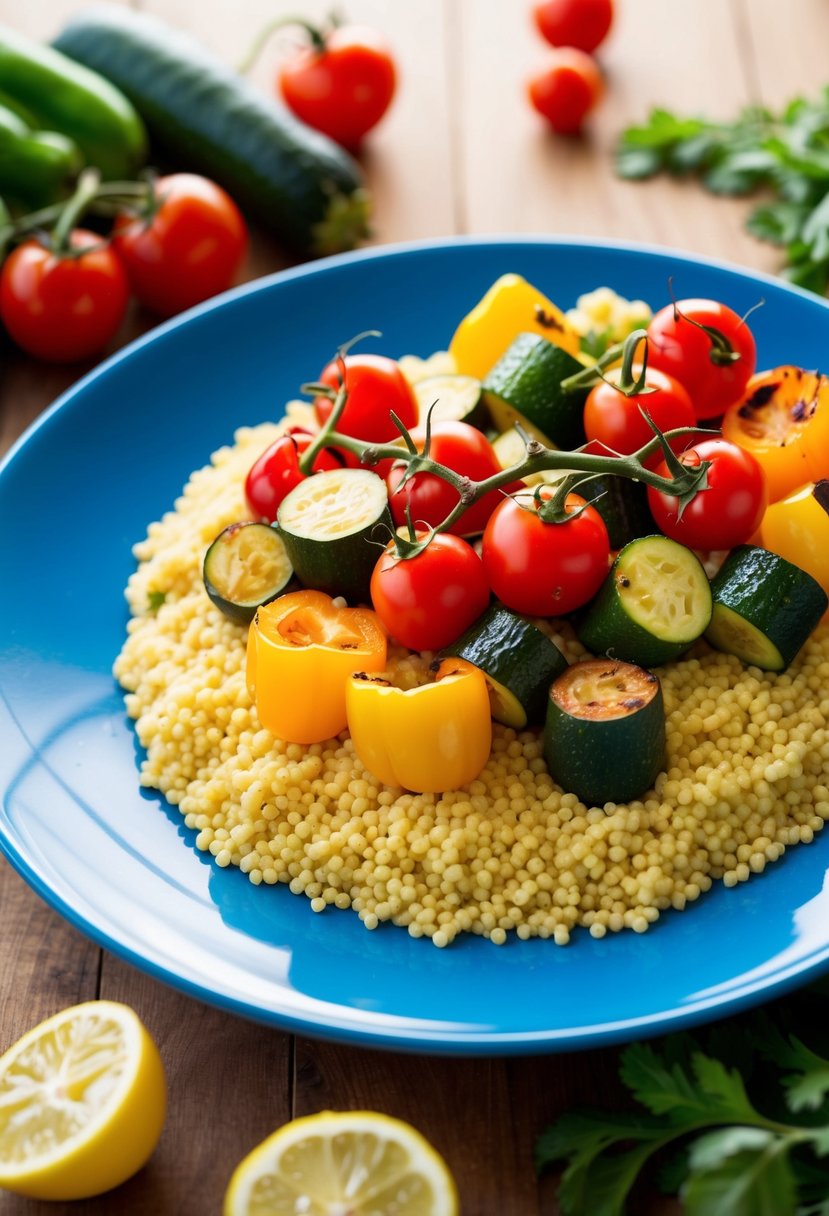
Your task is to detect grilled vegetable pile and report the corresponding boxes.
[200,273,829,801]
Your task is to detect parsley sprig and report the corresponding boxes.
[617,93,829,293]
[536,984,829,1215]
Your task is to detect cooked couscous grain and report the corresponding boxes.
[113,421,829,946]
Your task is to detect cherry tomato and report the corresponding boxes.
[0,229,129,362]
[647,299,757,420]
[370,533,490,651]
[279,24,396,150]
[113,174,247,318]
[527,49,603,135]
[245,428,343,522]
[646,438,767,551]
[583,366,697,459]
[482,491,610,617]
[314,353,418,447]
[386,421,521,536]
[533,0,613,52]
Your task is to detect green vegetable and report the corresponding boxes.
[577,474,656,551]
[543,658,665,806]
[536,984,829,1215]
[616,92,829,293]
[0,101,82,207]
[705,545,828,672]
[0,25,146,181]
[203,522,294,624]
[578,535,712,668]
[442,604,568,728]
[482,332,588,449]
[277,468,392,605]
[412,374,486,429]
[53,7,371,257]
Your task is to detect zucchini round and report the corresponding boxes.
[578,535,712,667]
[441,604,568,727]
[53,8,369,256]
[277,468,392,605]
[705,544,828,672]
[481,332,588,449]
[412,374,486,429]
[544,658,665,806]
[203,522,293,624]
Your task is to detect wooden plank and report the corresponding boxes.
[457,0,769,271]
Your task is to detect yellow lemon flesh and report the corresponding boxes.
[224,1110,459,1216]
[0,1000,166,1200]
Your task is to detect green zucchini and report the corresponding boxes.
[441,604,568,727]
[481,332,588,449]
[705,545,828,672]
[277,468,392,605]
[578,535,712,667]
[577,474,656,551]
[544,658,665,806]
[53,8,369,256]
[412,374,486,429]
[203,522,294,624]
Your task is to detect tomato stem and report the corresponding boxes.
[51,168,103,255]
[238,16,328,76]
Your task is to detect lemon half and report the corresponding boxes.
[0,1000,166,1200]
[224,1110,459,1216]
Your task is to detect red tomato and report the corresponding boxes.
[113,174,247,318]
[647,299,757,420]
[583,366,697,459]
[482,491,610,617]
[386,421,520,536]
[370,533,490,651]
[527,49,603,135]
[279,24,396,150]
[646,438,767,551]
[245,428,343,522]
[0,229,128,362]
[314,353,418,447]
[533,0,614,52]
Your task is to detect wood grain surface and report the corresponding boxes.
[2,1,829,1212]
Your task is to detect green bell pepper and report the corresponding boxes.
[0,26,147,182]
[0,101,82,207]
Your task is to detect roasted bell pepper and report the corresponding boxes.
[448,272,580,380]
[0,101,82,207]
[346,658,492,793]
[760,481,829,597]
[0,27,146,181]
[247,590,387,744]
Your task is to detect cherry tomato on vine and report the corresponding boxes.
[386,421,521,536]
[314,353,418,446]
[533,0,614,52]
[647,299,757,420]
[370,533,490,652]
[279,23,396,150]
[527,49,603,135]
[646,438,767,551]
[482,491,610,617]
[0,229,129,362]
[583,366,697,459]
[113,174,247,318]
[245,428,343,522]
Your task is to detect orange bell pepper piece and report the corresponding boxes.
[247,590,387,744]
[346,658,492,793]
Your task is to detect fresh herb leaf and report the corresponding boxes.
[147,589,167,611]
[682,1137,796,1216]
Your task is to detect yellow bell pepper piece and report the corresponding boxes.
[448,272,579,380]
[346,658,492,793]
[247,590,387,744]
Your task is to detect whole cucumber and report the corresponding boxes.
[53,7,371,257]
[0,25,147,180]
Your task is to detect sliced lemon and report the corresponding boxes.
[224,1110,459,1216]
[0,1000,166,1200]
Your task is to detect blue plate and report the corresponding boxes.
[3,236,829,1055]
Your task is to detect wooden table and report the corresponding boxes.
[3,2,829,1212]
